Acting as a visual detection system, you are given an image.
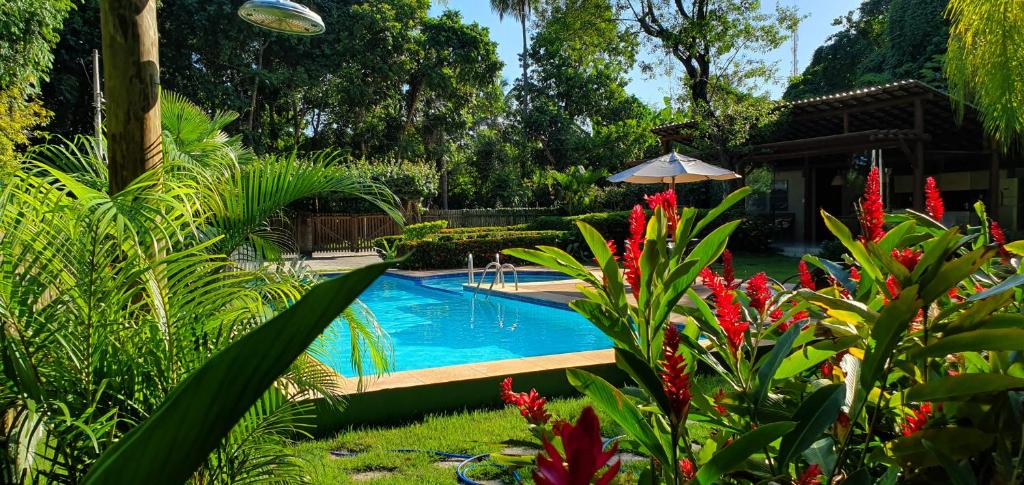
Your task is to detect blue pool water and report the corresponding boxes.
[317,273,611,377]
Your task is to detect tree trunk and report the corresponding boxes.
[100,0,162,195]
[520,17,529,108]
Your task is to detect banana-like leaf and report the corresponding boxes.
[912,328,1024,359]
[968,273,1024,302]
[889,428,993,466]
[906,374,1024,402]
[614,348,672,418]
[695,421,795,484]
[860,285,921,391]
[920,246,997,303]
[691,187,751,236]
[751,323,801,408]
[1006,241,1024,256]
[776,336,858,380]
[820,210,882,282]
[566,368,668,464]
[83,262,390,484]
[778,384,845,467]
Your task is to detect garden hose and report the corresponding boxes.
[387,449,523,484]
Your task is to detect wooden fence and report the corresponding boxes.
[282,208,557,254]
[420,208,555,228]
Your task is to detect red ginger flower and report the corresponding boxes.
[645,188,679,235]
[679,458,696,481]
[534,407,620,485]
[660,325,692,422]
[849,266,861,282]
[500,377,551,425]
[820,360,834,378]
[891,248,923,271]
[885,275,901,299]
[745,272,772,313]
[797,464,822,485]
[798,260,816,290]
[859,167,886,242]
[901,402,933,436]
[709,277,748,354]
[722,249,736,288]
[624,205,646,299]
[991,220,1011,261]
[701,267,726,296]
[925,177,944,222]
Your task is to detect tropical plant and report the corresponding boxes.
[0,93,397,483]
[488,0,542,105]
[506,172,1024,483]
[547,165,607,215]
[945,0,1024,152]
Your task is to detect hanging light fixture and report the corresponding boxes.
[238,0,325,35]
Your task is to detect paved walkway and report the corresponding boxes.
[291,251,383,272]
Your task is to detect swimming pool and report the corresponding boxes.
[419,270,573,293]
[316,273,611,377]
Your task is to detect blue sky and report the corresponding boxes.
[429,1,863,105]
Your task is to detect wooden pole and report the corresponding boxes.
[100,0,162,195]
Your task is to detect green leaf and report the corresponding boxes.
[695,421,795,484]
[913,329,1024,359]
[752,323,801,408]
[614,348,672,417]
[921,246,997,303]
[821,210,882,282]
[776,336,858,380]
[566,368,668,464]
[968,273,1024,302]
[801,438,836,477]
[83,262,390,485]
[906,374,1024,402]
[861,285,921,391]
[921,440,977,485]
[890,428,993,467]
[576,222,626,308]
[1006,241,1024,256]
[691,187,751,236]
[778,384,846,467]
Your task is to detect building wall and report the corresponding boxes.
[773,170,805,241]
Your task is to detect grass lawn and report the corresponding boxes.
[729,252,801,282]
[294,376,725,484]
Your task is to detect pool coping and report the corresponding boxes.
[329,349,616,394]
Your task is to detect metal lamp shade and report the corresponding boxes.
[238,0,325,35]
[608,152,741,184]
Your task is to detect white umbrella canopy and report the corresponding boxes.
[608,151,740,184]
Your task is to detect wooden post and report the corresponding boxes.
[911,99,926,211]
[100,0,162,194]
[298,214,314,258]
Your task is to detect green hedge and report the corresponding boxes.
[403,220,448,240]
[378,230,567,270]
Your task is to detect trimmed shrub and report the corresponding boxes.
[403,220,448,240]
[388,230,567,270]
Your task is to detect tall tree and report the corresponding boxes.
[489,0,541,105]
[99,0,162,194]
[784,0,949,101]
[945,0,1024,153]
[620,0,799,176]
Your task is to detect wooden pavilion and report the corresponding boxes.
[652,80,1021,243]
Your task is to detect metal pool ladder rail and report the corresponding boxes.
[473,254,519,297]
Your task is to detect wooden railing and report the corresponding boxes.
[281,208,557,254]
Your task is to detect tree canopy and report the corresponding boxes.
[784,0,949,101]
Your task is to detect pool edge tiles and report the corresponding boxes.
[327,348,615,394]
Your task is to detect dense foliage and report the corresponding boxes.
[784,0,949,101]
[0,0,73,170]
[375,228,567,270]
[509,174,1024,483]
[0,94,395,483]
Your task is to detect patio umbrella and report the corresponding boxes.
[607,151,740,188]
